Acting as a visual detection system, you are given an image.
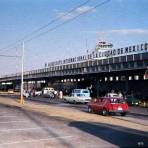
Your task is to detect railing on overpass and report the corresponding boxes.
[0,52,148,82]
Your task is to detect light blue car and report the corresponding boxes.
[64,89,91,104]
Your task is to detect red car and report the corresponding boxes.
[88,97,129,116]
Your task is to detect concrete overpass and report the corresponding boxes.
[0,50,148,98]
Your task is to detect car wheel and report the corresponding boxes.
[102,109,108,116]
[120,112,127,116]
[88,107,92,113]
[64,99,67,102]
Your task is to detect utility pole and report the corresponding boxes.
[20,41,24,104]
[86,38,89,61]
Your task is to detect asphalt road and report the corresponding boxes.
[26,96,148,126]
[0,95,148,147]
[0,103,148,148]
[1,94,148,126]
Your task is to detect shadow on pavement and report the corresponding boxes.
[0,99,148,148]
[69,121,148,148]
[0,103,74,148]
[19,108,75,148]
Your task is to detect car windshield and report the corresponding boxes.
[74,90,81,93]
[77,94,86,97]
[110,98,124,104]
[126,96,133,100]
[82,90,89,93]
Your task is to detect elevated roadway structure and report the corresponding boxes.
[0,42,148,98]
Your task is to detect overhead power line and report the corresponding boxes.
[0,54,21,58]
[0,46,19,55]
[0,0,91,53]
[0,0,110,54]
[25,0,111,43]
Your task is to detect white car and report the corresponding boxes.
[64,94,91,104]
[43,87,55,95]
[23,90,29,98]
[42,87,55,98]
[64,89,91,104]
[35,90,42,96]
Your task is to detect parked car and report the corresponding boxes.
[125,95,141,106]
[42,87,55,98]
[8,89,14,94]
[72,89,90,97]
[106,93,122,98]
[88,97,129,116]
[23,90,30,99]
[35,90,42,96]
[64,89,91,103]
[42,87,55,95]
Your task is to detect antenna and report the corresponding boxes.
[96,31,106,42]
[85,38,89,54]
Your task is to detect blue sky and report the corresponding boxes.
[0,0,148,75]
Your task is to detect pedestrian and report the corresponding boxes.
[59,91,63,99]
[25,91,29,99]
[118,91,123,97]
[54,90,58,98]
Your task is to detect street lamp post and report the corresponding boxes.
[20,41,24,104]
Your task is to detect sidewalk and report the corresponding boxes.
[0,96,148,132]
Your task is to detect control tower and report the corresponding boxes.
[95,41,113,51]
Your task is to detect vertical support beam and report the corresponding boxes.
[25,81,29,92]
[13,81,15,91]
[125,77,128,96]
[20,42,24,104]
[96,78,100,97]
[35,81,38,89]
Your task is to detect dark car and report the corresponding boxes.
[88,97,129,116]
[125,95,141,106]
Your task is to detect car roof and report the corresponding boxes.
[44,87,54,89]
[73,89,88,90]
[100,97,124,99]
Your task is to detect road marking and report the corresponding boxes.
[0,115,17,118]
[0,112,10,114]
[0,120,29,124]
[0,111,20,114]
[0,135,73,146]
[0,126,52,132]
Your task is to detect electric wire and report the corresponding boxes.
[0,54,21,58]
[25,0,110,43]
[0,0,91,53]
[0,0,110,57]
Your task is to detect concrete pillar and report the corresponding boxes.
[96,79,100,97]
[125,77,129,95]
[26,81,29,91]
[12,81,17,91]
[34,81,37,89]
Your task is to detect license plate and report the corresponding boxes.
[118,107,122,110]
